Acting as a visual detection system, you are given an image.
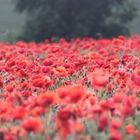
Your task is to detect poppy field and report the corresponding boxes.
[0,36,140,140]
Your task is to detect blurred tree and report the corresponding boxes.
[13,0,137,42]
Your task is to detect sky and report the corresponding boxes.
[0,0,25,35]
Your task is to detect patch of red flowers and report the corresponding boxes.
[0,36,139,139]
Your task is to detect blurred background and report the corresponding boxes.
[0,0,140,42]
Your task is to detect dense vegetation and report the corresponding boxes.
[14,0,137,42]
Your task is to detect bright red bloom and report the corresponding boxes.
[30,106,45,117]
[125,124,137,135]
[89,96,97,105]
[121,96,136,118]
[98,112,109,131]
[110,118,122,130]
[37,92,59,107]
[13,106,26,120]
[53,66,68,77]
[57,85,84,103]
[43,59,53,66]
[89,68,110,90]
[109,129,122,140]
[132,69,140,86]
[113,92,125,103]
[57,86,69,99]
[22,118,43,133]
[6,84,14,92]
[58,107,72,121]
[69,85,84,103]
[30,75,51,88]
[30,76,44,88]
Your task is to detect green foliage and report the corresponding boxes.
[13,0,137,42]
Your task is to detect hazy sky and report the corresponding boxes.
[0,0,25,34]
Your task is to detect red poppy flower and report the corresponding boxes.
[68,85,84,103]
[113,92,125,103]
[121,97,135,118]
[6,84,14,92]
[31,76,44,88]
[57,86,69,99]
[132,69,140,86]
[22,118,43,133]
[30,106,46,117]
[125,124,137,135]
[58,108,72,121]
[13,106,26,120]
[109,129,122,140]
[110,118,122,130]
[37,91,59,107]
[98,112,109,131]
[89,68,110,90]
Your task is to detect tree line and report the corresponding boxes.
[13,0,137,42]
